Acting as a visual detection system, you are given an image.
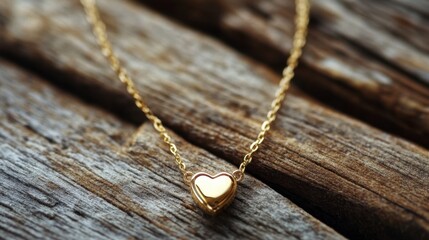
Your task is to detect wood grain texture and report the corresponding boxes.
[0,0,428,239]
[0,60,344,240]
[142,0,429,148]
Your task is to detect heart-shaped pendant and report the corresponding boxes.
[190,172,237,215]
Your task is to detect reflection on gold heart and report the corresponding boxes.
[190,172,237,215]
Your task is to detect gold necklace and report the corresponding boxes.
[81,0,310,215]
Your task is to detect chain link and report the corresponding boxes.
[81,0,309,178]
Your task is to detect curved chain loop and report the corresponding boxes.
[81,0,310,179]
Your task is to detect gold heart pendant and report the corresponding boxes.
[190,172,237,215]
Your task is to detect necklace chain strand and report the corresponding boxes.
[81,0,309,181]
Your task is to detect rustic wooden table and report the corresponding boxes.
[0,0,428,239]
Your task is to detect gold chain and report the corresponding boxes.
[81,0,309,180]
[81,0,186,174]
[238,0,310,173]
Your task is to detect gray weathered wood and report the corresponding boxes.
[142,0,429,148]
[0,60,344,239]
[0,0,428,239]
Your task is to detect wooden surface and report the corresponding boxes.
[143,0,429,148]
[0,0,428,239]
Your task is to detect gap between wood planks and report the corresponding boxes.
[139,0,429,149]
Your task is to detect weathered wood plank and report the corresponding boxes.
[0,60,344,239]
[0,0,428,239]
[142,0,429,148]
